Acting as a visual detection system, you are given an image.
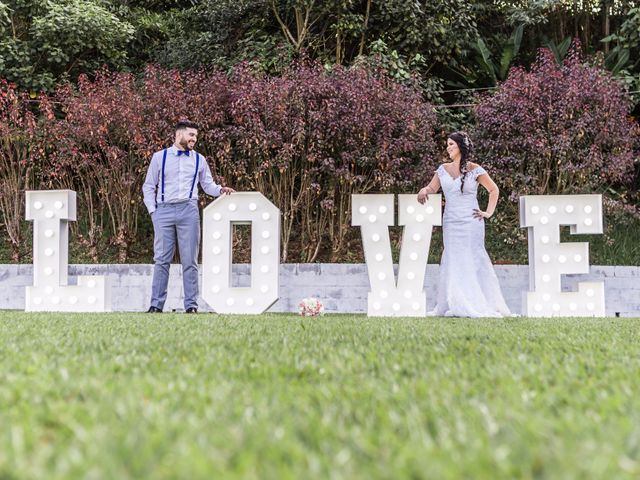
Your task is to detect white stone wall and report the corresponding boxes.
[0,264,638,316]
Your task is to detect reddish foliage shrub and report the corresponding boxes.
[472,46,640,261]
[53,71,150,261]
[6,62,438,262]
[5,51,636,263]
[0,81,52,261]
[220,62,437,261]
[51,67,232,261]
[473,46,638,198]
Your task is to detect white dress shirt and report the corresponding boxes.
[142,146,222,214]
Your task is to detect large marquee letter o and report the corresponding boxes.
[202,192,280,314]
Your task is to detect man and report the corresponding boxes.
[142,121,235,313]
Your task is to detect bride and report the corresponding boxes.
[417,131,511,317]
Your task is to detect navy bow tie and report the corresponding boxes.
[176,150,190,156]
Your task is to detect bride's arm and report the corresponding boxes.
[475,173,500,218]
[417,173,441,204]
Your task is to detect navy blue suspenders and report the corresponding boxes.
[159,149,200,203]
[190,153,200,199]
[160,148,168,202]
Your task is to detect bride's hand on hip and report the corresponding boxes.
[417,187,429,204]
[473,209,491,220]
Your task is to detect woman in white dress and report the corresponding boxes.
[417,132,511,317]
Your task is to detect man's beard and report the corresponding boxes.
[178,138,191,151]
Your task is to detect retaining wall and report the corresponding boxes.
[1,264,638,316]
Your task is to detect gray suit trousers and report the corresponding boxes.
[150,200,200,310]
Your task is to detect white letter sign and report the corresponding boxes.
[352,194,442,316]
[202,192,280,314]
[25,190,111,312]
[520,194,604,317]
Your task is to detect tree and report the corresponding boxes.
[154,0,290,73]
[0,0,134,91]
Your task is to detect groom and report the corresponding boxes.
[142,121,235,313]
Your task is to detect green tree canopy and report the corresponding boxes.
[0,0,134,91]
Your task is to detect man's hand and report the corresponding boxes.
[221,186,236,195]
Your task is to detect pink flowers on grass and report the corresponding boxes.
[299,298,324,317]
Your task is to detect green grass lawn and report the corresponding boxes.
[1,313,640,479]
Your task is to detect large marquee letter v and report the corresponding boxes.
[352,194,442,317]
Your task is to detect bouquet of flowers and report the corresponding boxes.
[298,297,324,317]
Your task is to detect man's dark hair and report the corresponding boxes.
[175,120,199,131]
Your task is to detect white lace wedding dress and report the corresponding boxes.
[429,164,511,317]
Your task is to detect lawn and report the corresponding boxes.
[1,312,640,479]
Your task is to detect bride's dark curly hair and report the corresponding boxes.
[448,131,473,193]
